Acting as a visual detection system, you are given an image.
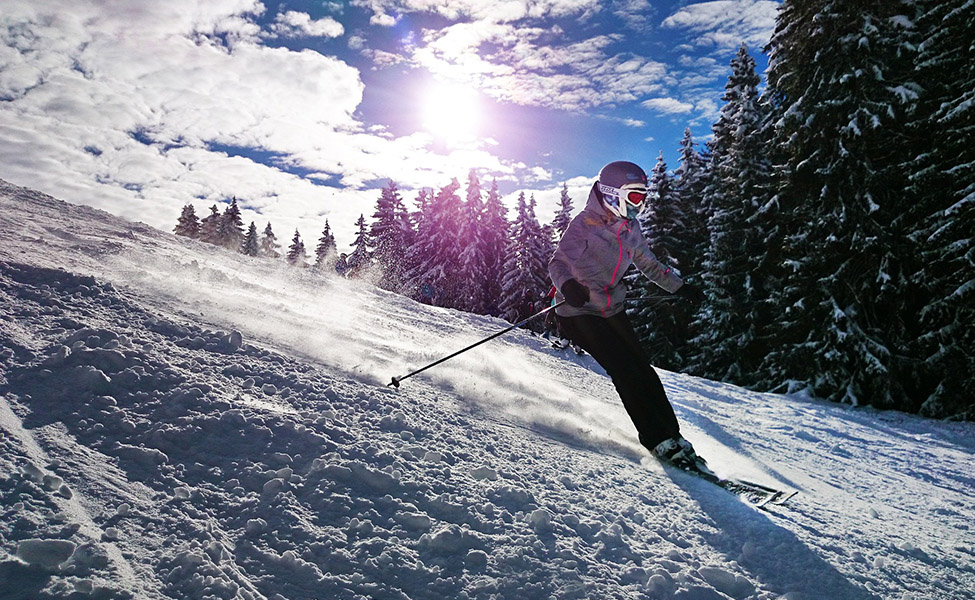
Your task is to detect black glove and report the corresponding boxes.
[676,283,705,304]
[561,279,590,308]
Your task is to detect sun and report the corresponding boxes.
[420,82,482,146]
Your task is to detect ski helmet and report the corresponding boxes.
[597,161,648,220]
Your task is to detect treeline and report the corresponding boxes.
[173,174,573,326]
[174,197,341,269]
[631,0,973,420]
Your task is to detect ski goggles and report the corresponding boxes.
[598,182,649,217]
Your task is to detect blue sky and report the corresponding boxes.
[0,0,778,249]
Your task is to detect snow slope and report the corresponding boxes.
[1,178,973,600]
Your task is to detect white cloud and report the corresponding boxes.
[351,0,601,25]
[0,0,498,248]
[410,21,669,112]
[641,97,694,114]
[270,11,344,38]
[661,0,778,50]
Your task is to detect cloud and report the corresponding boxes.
[350,1,668,114]
[641,97,694,114]
[661,0,778,50]
[409,21,669,112]
[270,11,345,38]
[0,0,506,250]
[351,0,602,25]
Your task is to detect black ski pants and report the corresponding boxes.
[557,310,681,450]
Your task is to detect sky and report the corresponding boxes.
[0,0,779,250]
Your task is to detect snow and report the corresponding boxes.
[1,177,974,599]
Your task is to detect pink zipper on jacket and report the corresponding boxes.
[603,220,630,311]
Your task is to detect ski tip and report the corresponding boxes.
[756,489,799,509]
[774,490,799,505]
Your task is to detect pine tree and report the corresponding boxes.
[286,229,307,266]
[314,221,338,270]
[346,214,371,277]
[216,197,245,250]
[552,183,574,240]
[456,170,488,313]
[240,221,259,256]
[174,204,201,238]
[199,205,222,245]
[630,153,693,370]
[526,195,552,303]
[369,181,412,291]
[400,189,430,298]
[260,222,281,258]
[480,179,509,316]
[672,129,712,280]
[671,128,712,365]
[499,192,549,328]
[763,0,921,408]
[908,0,975,417]
[405,180,463,307]
[693,45,775,385]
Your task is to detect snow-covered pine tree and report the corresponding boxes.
[528,195,554,297]
[693,45,774,385]
[199,205,222,245]
[763,0,921,409]
[552,183,574,240]
[629,153,692,370]
[908,0,975,418]
[479,179,509,316]
[241,221,259,256]
[260,222,281,258]
[670,128,711,368]
[673,128,711,283]
[368,181,412,291]
[216,197,245,250]
[498,192,549,328]
[346,214,371,278]
[174,204,200,238]
[314,221,338,270]
[399,189,430,299]
[404,180,463,308]
[286,229,307,266]
[456,170,489,313]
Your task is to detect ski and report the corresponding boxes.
[675,460,797,508]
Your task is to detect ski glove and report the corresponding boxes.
[676,283,705,304]
[561,279,590,308]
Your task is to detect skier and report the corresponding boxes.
[548,160,704,468]
[335,253,350,277]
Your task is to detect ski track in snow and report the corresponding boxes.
[1,178,974,599]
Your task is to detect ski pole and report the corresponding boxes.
[626,295,682,303]
[388,300,566,388]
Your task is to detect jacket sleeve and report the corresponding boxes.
[632,229,683,293]
[548,222,586,291]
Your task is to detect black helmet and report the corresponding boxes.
[597,161,648,220]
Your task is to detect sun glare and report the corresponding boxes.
[421,83,482,146]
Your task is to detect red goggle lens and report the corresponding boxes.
[626,190,647,204]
